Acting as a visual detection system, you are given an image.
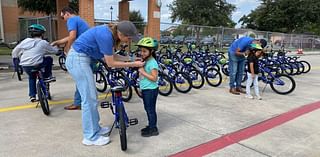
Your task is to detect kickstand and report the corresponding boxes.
[35,101,40,108]
[107,120,116,137]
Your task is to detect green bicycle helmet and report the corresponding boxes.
[136,37,158,50]
[249,43,263,51]
[28,24,46,33]
[28,24,46,37]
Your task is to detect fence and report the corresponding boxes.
[18,16,57,42]
[159,22,320,51]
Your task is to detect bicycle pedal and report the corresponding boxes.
[100,101,111,108]
[129,118,138,125]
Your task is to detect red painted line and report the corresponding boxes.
[170,101,320,157]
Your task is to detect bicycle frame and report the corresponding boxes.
[112,91,129,129]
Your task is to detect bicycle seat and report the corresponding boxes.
[111,86,126,92]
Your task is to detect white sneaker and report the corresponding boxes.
[256,95,262,100]
[245,95,254,99]
[98,126,111,135]
[82,136,110,146]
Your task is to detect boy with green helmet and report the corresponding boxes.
[12,24,59,102]
[136,37,160,137]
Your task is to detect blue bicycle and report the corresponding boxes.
[100,86,138,151]
[32,67,55,115]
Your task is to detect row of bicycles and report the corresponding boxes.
[12,44,312,151]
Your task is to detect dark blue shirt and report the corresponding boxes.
[72,25,114,59]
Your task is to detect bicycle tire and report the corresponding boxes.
[58,56,67,71]
[46,83,52,100]
[221,63,229,76]
[134,86,143,98]
[95,71,107,92]
[173,72,192,93]
[117,105,127,151]
[296,61,304,75]
[270,74,296,95]
[205,68,222,87]
[37,82,50,115]
[283,63,293,75]
[189,68,205,89]
[299,60,311,73]
[158,73,173,96]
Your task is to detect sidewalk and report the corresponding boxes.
[0,55,320,156]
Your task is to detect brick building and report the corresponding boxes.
[0,0,161,42]
[0,0,47,42]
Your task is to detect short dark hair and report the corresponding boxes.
[61,6,76,14]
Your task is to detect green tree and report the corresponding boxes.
[239,0,320,35]
[18,0,79,15]
[168,0,236,27]
[168,0,236,43]
[129,10,145,34]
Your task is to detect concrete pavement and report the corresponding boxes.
[0,55,320,157]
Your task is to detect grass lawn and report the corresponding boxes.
[0,47,12,55]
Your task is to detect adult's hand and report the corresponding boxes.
[134,61,145,67]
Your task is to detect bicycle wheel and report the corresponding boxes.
[95,71,107,92]
[14,62,23,81]
[37,82,50,115]
[270,74,296,95]
[117,105,127,151]
[46,83,52,100]
[299,61,311,73]
[296,61,304,75]
[173,72,192,93]
[115,75,132,102]
[221,63,229,76]
[282,63,293,75]
[158,73,173,96]
[189,69,205,89]
[205,68,222,87]
[58,56,67,71]
[134,86,143,98]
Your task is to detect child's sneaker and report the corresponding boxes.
[44,76,56,82]
[256,95,262,100]
[245,94,254,99]
[29,96,37,102]
[141,127,159,137]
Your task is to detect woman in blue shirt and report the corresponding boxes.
[66,21,144,146]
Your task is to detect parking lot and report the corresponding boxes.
[0,54,320,157]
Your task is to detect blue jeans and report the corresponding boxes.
[73,86,81,106]
[142,88,159,128]
[73,60,98,107]
[23,56,53,97]
[228,52,245,88]
[66,49,101,141]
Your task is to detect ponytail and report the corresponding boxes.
[110,24,121,49]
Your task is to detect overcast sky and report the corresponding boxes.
[94,0,261,29]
